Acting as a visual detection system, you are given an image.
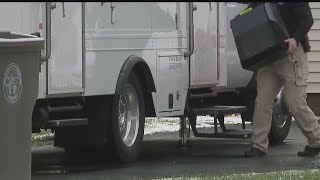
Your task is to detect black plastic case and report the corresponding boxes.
[230,3,289,71]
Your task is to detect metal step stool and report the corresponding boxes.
[179,106,251,146]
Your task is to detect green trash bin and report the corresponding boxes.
[0,32,44,180]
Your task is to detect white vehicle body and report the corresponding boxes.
[0,2,259,162]
[0,2,252,115]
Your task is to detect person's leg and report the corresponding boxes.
[245,66,282,157]
[283,79,320,156]
[280,46,320,157]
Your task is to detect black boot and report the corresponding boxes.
[244,147,266,157]
[297,146,320,157]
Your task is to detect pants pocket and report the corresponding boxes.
[291,45,308,86]
[293,62,308,86]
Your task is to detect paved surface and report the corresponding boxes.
[32,123,320,180]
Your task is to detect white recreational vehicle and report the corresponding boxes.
[0,2,294,163]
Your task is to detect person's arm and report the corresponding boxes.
[290,2,314,42]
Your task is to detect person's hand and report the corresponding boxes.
[284,38,297,55]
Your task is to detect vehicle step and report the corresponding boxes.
[48,105,83,113]
[194,129,252,139]
[192,106,247,116]
[46,118,88,127]
[190,92,218,99]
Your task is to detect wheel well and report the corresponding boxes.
[132,62,155,92]
[132,61,156,117]
[116,55,156,117]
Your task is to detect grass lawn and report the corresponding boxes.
[154,170,320,180]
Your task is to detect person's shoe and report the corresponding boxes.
[297,146,320,157]
[244,147,266,157]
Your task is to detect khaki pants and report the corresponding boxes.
[252,44,320,152]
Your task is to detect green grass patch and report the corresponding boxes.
[32,129,54,147]
[153,170,320,180]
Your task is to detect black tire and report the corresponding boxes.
[110,72,145,163]
[269,91,292,145]
[62,95,113,162]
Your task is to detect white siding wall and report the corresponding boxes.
[307,2,320,93]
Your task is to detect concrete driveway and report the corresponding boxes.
[31,123,320,180]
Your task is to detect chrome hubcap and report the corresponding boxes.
[275,113,289,128]
[118,85,139,147]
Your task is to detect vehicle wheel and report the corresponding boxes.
[111,72,145,163]
[269,91,292,145]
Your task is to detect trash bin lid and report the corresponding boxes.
[0,31,44,50]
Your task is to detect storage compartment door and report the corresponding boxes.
[190,2,219,87]
[48,2,83,95]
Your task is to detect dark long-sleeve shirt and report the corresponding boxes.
[280,2,314,43]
